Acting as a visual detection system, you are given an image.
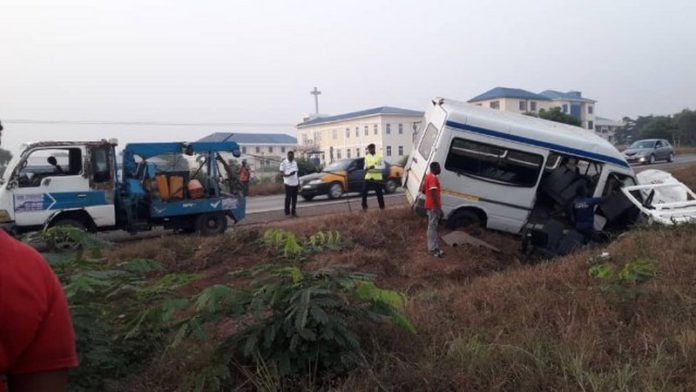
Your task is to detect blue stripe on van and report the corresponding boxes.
[445,120,630,168]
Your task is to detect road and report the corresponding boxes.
[247,189,405,214]
[631,154,696,173]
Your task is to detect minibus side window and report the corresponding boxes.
[445,138,543,187]
[417,123,438,159]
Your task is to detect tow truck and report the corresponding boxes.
[0,139,245,238]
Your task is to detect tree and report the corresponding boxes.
[640,116,677,141]
[674,109,696,146]
[0,148,12,177]
[526,107,581,127]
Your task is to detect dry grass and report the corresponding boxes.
[104,165,696,391]
[671,164,696,190]
[675,146,696,155]
[248,182,284,196]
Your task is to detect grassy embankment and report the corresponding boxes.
[54,164,696,391]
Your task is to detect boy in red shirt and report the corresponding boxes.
[423,162,444,257]
[0,230,78,391]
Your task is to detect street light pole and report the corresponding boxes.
[310,87,321,114]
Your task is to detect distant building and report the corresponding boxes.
[468,87,597,130]
[296,106,424,164]
[594,116,623,143]
[199,132,297,173]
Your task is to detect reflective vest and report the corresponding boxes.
[364,153,384,181]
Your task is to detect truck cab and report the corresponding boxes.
[0,141,117,233]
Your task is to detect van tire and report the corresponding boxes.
[385,179,398,194]
[195,213,228,236]
[48,218,87,251]
[328,182,343,199]
[446,209,483,231]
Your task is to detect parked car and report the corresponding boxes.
[299,158,403,200]
[622,139,674,165]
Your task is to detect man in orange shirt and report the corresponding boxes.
[0,230,78,391]
[423,161,444,257]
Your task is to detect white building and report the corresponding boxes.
[296,106,424,164]
[594,116,623,143]
[468,87,597,130]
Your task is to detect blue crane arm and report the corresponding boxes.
[122,141,241,177]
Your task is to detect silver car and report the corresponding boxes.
[622,139,675,165]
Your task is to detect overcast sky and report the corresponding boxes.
[1,0,695,152]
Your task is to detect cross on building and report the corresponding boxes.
[310,86,321,114]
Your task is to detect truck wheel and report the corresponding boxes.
[328,182,343,200]
[195,213,228,236]
[446,210,483,231]
[385,179,398,194]
[48,219,87,251]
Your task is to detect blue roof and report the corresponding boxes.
[539,90,596,103]
[468,87,549,102]
[198,132,297,145]
[297,106,424,127]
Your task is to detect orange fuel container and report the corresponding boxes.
[169,176,184,199]
[187,179,205,199]
[156,175,170,201]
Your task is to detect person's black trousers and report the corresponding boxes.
[361,179,385,210]
[284,185,298,215]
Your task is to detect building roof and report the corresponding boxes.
[438,97,628,168]
[595,116,624,127]
[297,106,424,127]
[539,90,596,103]
[198,132,297,145]
[468,87,550,103]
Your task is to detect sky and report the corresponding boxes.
[1,0,695,152]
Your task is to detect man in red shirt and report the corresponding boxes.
[423,161,444,257]
[0,230,78,391]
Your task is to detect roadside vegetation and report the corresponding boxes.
[36,164,696,391]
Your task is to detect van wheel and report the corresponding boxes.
[385,179,398,194]
[446,210,483,231]
[48,219,87,251]
[328,182,343,199]
[195,213,228,236]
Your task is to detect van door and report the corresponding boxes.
[12,147,91,227]
[404,122,440,202]
[85,144,117,227]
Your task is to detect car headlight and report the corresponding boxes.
[0,209,11,223]
[309,179,324,185]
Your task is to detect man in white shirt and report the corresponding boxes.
[279,151,299,217]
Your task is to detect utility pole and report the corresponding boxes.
[310,86,321,114]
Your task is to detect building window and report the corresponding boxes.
[255,146,260,153]
[356,148,360,157]
[445,138,543,187]
[281,146,286,153]
[530,101,537,111]
[332,129,337,139]
[373,124,378,135]
[588,105,594,114]
[345,128,350,138]
[386,146,392,157]
[519,101,527,111]
[386,124,391,134]
[242,146,247,154]
[364,125,368,136]
[398,145,404,156]
[268,146,273,153]
[337,149,342,159]
[490,101,500,109]
[588,121,594,130]
[347,148,351,158]
[562,104,568,113]
[355,127,359,137]
[398,123,403,134]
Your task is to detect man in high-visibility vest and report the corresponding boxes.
[361,143,385,211]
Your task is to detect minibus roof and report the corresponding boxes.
[439,98,630,168]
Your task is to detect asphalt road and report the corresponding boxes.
[631,153,696,173]
[247,189,405,214]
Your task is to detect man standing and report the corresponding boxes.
[279,151,299,217]
[361,143,385,211]
[238,159,250,196]
[423,161,444,257]
[0,230,78,391]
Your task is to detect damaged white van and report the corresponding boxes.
[404,97,639,238]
